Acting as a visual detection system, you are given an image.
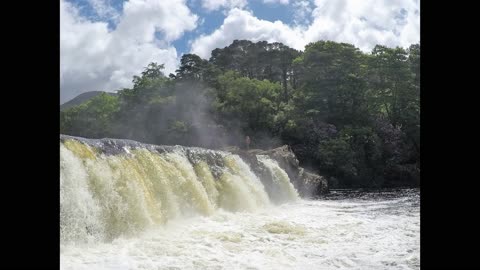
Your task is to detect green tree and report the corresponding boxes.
[294,41,369,126]
[175,54,208,81]
[60,93,119,138]
[214,71,282,135]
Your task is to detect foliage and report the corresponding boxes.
[60,40,420,188]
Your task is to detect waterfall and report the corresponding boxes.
[60,136,299,244]
[257,155,299,203]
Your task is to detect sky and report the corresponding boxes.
[60,0,420,103]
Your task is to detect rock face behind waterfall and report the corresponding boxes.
[228,145,329,197]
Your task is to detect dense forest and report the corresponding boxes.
[60,40,420,188]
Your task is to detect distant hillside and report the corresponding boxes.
[60,91,117,111]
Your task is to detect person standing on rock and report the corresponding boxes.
[245,135,251,150]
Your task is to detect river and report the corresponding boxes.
[61,189,419,270]
[60,137,419,269]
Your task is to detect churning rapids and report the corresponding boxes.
[60,136,420,270]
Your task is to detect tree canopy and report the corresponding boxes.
[61,39,420,188]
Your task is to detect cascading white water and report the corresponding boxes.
[60,138,297,244]
[257,155,299,203]
[60,137,419,270]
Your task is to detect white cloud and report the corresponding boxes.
[61,0,420,103]
[60,0,198,103]
[200,0,247,11]
[304,0,420,51]
[191,0,419,58]
[87,0,120,21]
[292,0,313,26]
[263,0,289,4]
[191,8,305,58]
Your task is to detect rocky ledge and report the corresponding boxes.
[61,134,328,198]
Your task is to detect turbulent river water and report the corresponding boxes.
[60,137,420,270]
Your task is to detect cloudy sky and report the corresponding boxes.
[60,0,420,103]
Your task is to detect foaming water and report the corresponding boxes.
[61,190,419,270]
[60,137,419,269]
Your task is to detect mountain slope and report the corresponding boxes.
[60,91,117,111]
